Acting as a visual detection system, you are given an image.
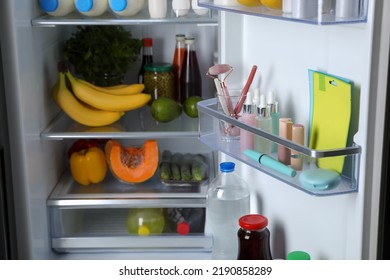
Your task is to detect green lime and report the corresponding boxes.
[184,96,203,118]
[150,97,182,123]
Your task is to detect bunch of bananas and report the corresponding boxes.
[51,69,151,127]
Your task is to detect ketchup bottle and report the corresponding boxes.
[237,214,273,260]
[179,37,202,104]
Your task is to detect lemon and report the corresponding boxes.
[260,0,282,9]
[237,0,261,6]
[184,96,203,118]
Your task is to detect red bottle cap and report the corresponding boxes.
[143,38,153,47]
[177,222,190,235]
[239,214,268,231]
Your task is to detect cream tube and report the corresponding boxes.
[291,124,304,171]
[278,118,293,165]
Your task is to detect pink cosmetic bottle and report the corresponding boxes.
[240,91,256,152]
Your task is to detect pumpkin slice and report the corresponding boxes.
[105,140,159,184]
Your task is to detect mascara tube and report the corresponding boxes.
[244,149,296,178]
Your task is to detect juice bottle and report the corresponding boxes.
[179,37,202,104]
[237,214,273,260]
[172,34,186,102]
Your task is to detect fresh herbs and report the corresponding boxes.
[63,26,141,86]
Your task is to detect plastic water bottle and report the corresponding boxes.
[206,162,250,259]
[109,0,145,17]
[74,0,108,17]
[39,0,75,16]
[126,208,165,236]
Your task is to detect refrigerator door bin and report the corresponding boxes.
[48,206,211,253]
[33,0,217,27]
[197,98,361,196]
[198,0,368,25]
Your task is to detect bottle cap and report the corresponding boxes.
[257,94,267,117]
[143,38,153,47]
[252,88,260,106]
[239,214,268,230]
[109,0,127,12]
[39,0,59,12]
[144,63,172,72]
[267,91,275,105]
[243,91,253,114]
[177,222,190,235]
[287,251,311,260]
[75,0,93,12]
[176,34,186,41]
[184,37,195,44]
[259,94,266,108]
[220,162,235,172]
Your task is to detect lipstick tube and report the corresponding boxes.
[291,124,304,171]
[278,118,293,165]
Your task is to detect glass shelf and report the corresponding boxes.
[47,171,210,207]
[197,98,361,196]
[32,5,217,27]
[41,106,200,140]
[198,0,368,25]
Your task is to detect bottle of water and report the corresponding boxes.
[206,162,250,259]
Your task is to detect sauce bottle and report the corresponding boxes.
[172,34,186,102]
[179,37,202,104]
[237,214,273,260]
[138,38,153,84]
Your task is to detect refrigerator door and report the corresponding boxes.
[209,0,386,259]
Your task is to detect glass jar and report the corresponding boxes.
[237,214,273,260]
[144,63,174,100]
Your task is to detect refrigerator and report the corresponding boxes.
[0,0,389,260]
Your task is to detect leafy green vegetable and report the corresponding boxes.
[63,26,141,86]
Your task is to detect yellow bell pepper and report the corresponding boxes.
[69,147,107,186]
